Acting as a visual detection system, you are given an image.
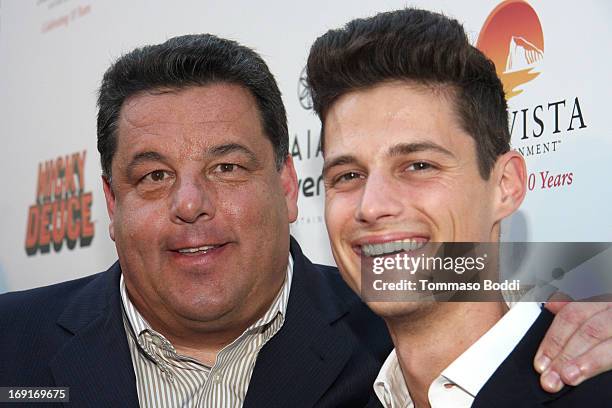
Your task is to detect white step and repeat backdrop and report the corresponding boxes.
[0,0,610,292]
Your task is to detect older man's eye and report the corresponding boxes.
[146,170,170,182]
[216,163,237,172]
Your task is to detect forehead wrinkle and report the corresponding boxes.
[120,84,260,130]
[121,108,242,131]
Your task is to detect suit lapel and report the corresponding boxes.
[365,394,385,408]
[244,239,354,408]
[50,263,139,407]
[473,309,572,408]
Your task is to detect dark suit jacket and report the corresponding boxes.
[366,309,612,408]
[0,238,392,407]
[473,308,612,407]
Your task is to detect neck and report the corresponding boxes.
[385,302,507,408]
[126,278,284,367]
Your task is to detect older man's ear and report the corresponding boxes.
[102,175,115,241]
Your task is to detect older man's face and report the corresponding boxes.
[322,82,505,310]
[103,83,298,332]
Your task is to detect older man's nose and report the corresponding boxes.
[170,177,215,224]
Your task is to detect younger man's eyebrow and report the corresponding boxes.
[388,142,455,158]
[322,155,359,177]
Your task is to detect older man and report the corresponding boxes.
[0,35,388,407]
[307,8,612,407]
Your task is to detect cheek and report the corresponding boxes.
[113,197,166,245]
[403,182,462,237]
[403,184,447,214]
[325,196,360,277]
[440,184,494,238]
[223,181,286,233]
[325,191,358,221]
[325,195,354,241]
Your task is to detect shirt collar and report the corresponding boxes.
[244,254,293,333]
[120,274,151,338]
[441,301,541,396]
[374,349,411,408]
[374,302,542,407]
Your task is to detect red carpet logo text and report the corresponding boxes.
[25,150,95,255]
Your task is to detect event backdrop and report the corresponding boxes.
[0,0,609,292]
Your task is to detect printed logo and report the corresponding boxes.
[25,150,95,255]
[297,66,313,110]
[476,0,544,99]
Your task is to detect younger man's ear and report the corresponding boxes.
[492,150,527,222]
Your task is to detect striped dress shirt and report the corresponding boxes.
[120,257,293,407]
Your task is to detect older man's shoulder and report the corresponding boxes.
[0,264,119,330]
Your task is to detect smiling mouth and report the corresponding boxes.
[361,239,428,257]
[176,245,221,254]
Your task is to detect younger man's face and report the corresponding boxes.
[322,81,522,309]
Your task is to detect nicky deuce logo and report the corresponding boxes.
[25,150,95,255]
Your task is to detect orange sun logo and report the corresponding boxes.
[476,0,544,99]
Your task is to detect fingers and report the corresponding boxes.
[535,303,607,372]
[535,302,612,392]
[557,338,612,386]
[540,369,563,393]
[555,306,612,373]
[555,305,612,385]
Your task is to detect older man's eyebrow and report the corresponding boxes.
[126,151,167,176]
[322,155,359,177]
[388,142,455,158]
[208,143,260,165]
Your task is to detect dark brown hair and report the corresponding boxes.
[306,8,510,178]
[97,34,288,180]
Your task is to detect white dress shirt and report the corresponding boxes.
[374,302,542,408]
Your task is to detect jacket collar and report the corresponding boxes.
[472,309,573,407]
[52,262,139,407]
[244,237,357,407]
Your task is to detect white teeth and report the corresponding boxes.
[361,239,427,257]
[178,245,216,254]
[383,242,395,254]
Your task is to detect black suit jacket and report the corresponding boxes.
[0,238,392,407]
[473,308,612,407]
[366,309,612,408]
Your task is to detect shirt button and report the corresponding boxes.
[213,373,222,384]
[444,383,456,389]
